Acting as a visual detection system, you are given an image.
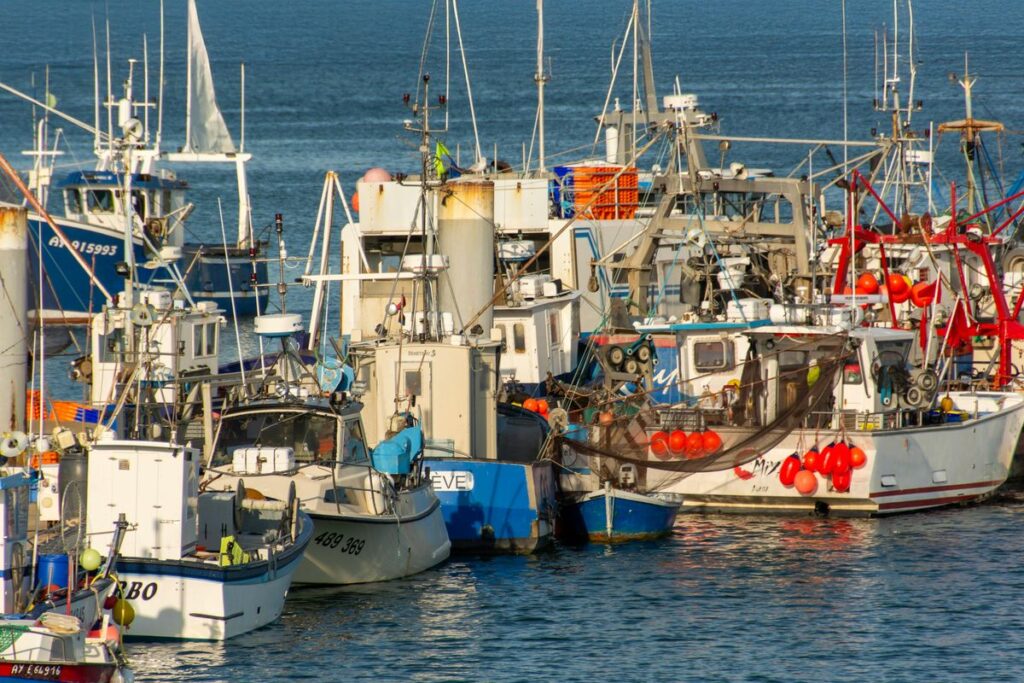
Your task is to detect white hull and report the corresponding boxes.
[656,392,1024,516]
[116,555,303,640]
[299,490,450,585]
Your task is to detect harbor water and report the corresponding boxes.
[3,0,1024,680]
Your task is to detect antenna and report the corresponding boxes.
[93,16,100,153]
[105,18,113,154]
[143,34,150,144]
[240,63,246,153]
[535,0,547,171]
[157,0,164,148]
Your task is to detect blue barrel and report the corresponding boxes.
[36,554,70,589]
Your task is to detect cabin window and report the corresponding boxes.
[131,190,147,220]
[192,325,203,357]
[694,340,734,372]
[162,190,172,214]
[204,323,217,356]
[211,411,339,466]
[404,370,422,397]
[87,189,115,213]
[513,323,527,353]
[65,189,82,214]
[548,311,560,346]
[343,420,369,463]
[843,363,863,385]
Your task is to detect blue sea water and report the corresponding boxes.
[4,0,1024,680]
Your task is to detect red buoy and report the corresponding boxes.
[702,430,723,455]
[794,470,817,495]
[887,273,911,303]
[650,431,669,457]
[779,454,802,487]
[832,468,852,492]
[536,399,550,416]
[832,442,851,475]
[802,448,820,473]
[598,411,615,426]
[856,272,879,294]
[668,430,688,455]
[818,443,837,476]
[523,398,539,413]
[849,445,867,468]
[686,432,706,458]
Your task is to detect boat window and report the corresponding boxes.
[65,189,82,214]
[513,323,527,353]
[404,370,421,397]
[843,363,863,385]
[87,189,115,213]
[548,311,560,346]
[212,411,339,466]
[694,340,734,372]
[131,190,147,220]
[193,325,203,357]
[204,323,217,356]
[342,419,369,463]
[875,339,911,363]
[162,190,172,214]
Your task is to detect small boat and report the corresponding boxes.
[202,313,451,585]
[85,436,313,640]
[561,483,681,543]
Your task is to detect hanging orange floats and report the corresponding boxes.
[650,431,669,458]
[668,430,688,455]
[780,441,867,496]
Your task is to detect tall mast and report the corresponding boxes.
[534,0,547,171]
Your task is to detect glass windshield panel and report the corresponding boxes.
[87,189,115,213]
[212,410,338,466]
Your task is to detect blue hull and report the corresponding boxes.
[424,459,556,553]
[27,216,269,318]
[563,489,681,543]
[181,244,269,316]
[28,215,157,317]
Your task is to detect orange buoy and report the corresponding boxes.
[668,430,688,455]
[832,442,851,475]
[685,432,706,459]
[909,280,937,308]
[856,272,879,294]
[598,411,615,426]
[523,398,539,413]
[650,431,669,458]
[350,190,360,213]
[702,430,723,455]
[794,470,817,495]
[779,454,802,487]
[849,445,867,469]
[832,468,852,492]
[887,273,911,303]
[536,399,550,416]
[802,448,820,473]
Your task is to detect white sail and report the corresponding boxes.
[184,0,235,154]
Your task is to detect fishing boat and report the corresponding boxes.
[1,0,268,323]
[560,483,681,544]
[201,313,450,584]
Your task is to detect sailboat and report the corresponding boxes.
[0,0,268,324]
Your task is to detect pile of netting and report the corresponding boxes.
[552,334,854,488]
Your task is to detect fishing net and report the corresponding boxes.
[554,334,853,491]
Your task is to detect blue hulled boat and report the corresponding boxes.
[561,485,681,543]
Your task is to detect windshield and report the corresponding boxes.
[212,410,338,467]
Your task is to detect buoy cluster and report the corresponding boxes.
[778,442,867,496]
[649,429,723,461]
[845,272,936,308]
[522,398,550,417]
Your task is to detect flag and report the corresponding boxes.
[433,140,450,177]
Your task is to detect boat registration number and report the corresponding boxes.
[314,531,365,555]
[47,235,118,256]
[8,664,62,680]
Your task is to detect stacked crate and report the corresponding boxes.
[552,165,639,220]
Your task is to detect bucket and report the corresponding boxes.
[36,553,70,589]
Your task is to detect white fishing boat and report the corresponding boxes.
[201,313,450,585]
[644,323,1024,515]
[85,435,312,640]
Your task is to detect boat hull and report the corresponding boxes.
[0,660,117,683]
[297,489,450,585]
[423,458,556,553]
[114,514,312,640]
[181,243,269,316]
[562,488,681,543]
[656,392,1024,516]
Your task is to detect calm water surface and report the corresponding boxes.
[3,1,1024,680]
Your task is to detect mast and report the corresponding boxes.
[534,0,547,171]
